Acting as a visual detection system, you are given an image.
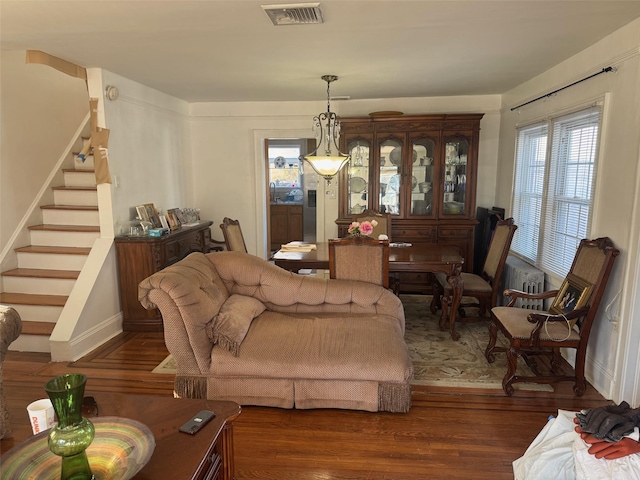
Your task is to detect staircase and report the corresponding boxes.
[0,140,100,353]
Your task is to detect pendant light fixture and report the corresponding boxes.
[301,75,350,183]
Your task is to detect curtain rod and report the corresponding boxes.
[510,66,615,111]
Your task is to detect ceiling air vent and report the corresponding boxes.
[262,3,324,25]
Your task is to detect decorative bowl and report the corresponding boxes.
[351,203,365,214]
[1,417,155,480]
[444,202,464,214]
[418,182,432,193]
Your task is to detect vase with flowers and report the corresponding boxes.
[347,219,378,236]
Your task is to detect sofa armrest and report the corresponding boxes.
[138,252,230,376]
[144,288,210,376]
[1,305,22,439]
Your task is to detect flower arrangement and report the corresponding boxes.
[348,219,378,236]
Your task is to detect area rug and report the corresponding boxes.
[152,354,176,374]
[402,294,552,391]
[152,295,552,392]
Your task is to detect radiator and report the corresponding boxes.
[500,255,545,309]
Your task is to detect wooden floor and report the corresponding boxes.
[2,331,608,479]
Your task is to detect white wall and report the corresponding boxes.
[189,95,502,258]
[497,18,640,399]
[98,70,192,231]
[0,50,87,248]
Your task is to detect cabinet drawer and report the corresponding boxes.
[393,271,434,294]
[164,238,196,265]
[165,239,181,264]
[199,453,221,480]
[438,227,472,239]
[289,205,303,214]
[393,227,437,242]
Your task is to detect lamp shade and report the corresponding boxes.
[303,154,350,181]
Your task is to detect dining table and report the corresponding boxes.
[272,242,465,340]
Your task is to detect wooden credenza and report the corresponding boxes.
[115,221,213,331]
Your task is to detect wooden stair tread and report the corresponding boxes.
[15,246,91,255]
[62,168,95,173]
[40,205,98,211]
[28,224,100,232]
[51,186,97,191]
[0,292,67,306]
[21,321,55,336]
[2,268,80,279]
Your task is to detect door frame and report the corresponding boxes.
[253,129,317,259]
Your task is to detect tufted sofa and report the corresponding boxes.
[138,251,413,412]
[1,305,22,439]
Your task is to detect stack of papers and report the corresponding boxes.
[280,242,317,252]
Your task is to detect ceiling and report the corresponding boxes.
[2,1,640,103]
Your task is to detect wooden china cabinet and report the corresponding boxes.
[336,113,484,292]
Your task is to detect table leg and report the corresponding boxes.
[444,266,463,341]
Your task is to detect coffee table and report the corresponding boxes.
[0,392,241,480]
[273,242,465,340]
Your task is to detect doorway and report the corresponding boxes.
[266,139,318,252]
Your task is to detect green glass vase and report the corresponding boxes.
[44,373,95,480]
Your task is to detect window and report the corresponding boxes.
[511,105,602,278]
[269,146,302,188]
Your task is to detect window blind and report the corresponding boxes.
[511,104,602,278]
[541,107,601,277]
[511,123,547,262]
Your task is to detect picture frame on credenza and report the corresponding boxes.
[175,208,186,224]
[144,203,162,229]
[135,205,149,223]
[166,208,181,231]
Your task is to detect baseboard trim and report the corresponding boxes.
[50,312,123,362]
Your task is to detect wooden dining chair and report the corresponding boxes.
[328,236,390,288]
[219,217,247,253]
[485,237,619,396]
[351,209,392,241]
[430,217,517,325]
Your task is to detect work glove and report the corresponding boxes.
[576,402,640,442]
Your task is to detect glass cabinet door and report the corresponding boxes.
[409,137,436,216]
[346,138,370,215]
[379,137,403,216]
[442,138,469,216]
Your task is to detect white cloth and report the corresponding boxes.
[513,409,640,480]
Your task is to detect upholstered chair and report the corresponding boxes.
[329,236,390,288]
[430,218,517,323]
[220,217,247,253]
[485,237,619,396]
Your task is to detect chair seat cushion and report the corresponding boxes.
[492,306,581,342]
[435,272,492,293]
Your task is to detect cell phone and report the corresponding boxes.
[179,410,216,435]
